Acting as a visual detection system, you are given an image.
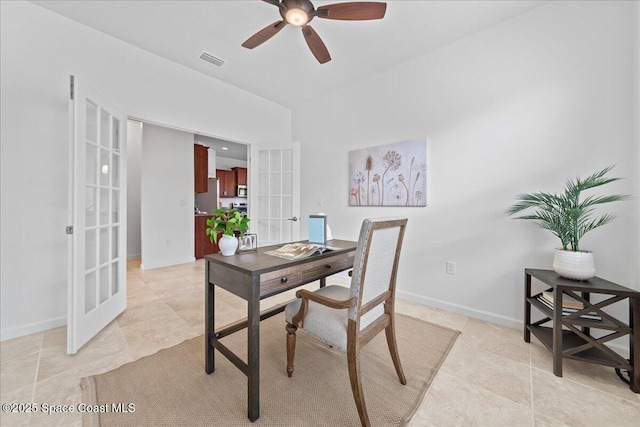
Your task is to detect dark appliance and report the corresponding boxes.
[195,178,219,213]
[232,202,248,217]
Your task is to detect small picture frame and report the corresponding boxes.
[308,215,327,244]
[238,233,257,253]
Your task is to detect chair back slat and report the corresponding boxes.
[348,217,407,323]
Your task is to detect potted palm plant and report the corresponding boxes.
[206,208,250,256]
[507,166,629,280]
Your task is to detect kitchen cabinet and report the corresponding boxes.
[195,215,219,259]
[233,167,247,186]
[194,144,209,193]
[216,169,236,198]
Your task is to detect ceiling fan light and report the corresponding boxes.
[285,8,308,26]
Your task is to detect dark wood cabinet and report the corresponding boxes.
[216,169,236,198]
[216,169,227,197]
[524,268,639,392]
[195,215,219,259]
[194,144,209,193]
[233,167,247,186]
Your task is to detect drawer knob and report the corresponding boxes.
[281,277,288,283]
[325,264,332,269]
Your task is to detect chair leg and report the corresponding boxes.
[385,315,407,385]
[347,321,370,427]
[286,323,297,377]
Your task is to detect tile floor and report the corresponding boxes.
[1,259,638,426]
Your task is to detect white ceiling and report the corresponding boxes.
[32,0,547,109]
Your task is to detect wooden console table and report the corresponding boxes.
[524,268,639,392]
[205,240,358,422]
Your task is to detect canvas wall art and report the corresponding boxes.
[349,139,426,207]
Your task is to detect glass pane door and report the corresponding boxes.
[252,143,300,247]
[84,103,122,312]
[68,76,127,354]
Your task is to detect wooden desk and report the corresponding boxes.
[204,239,358,421]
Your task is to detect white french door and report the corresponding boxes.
[67,76,127,354]
[249,142,301,246]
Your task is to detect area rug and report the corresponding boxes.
[82,313,460,426]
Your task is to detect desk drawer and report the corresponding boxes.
[260,266,302,296]
[301,253,350,282]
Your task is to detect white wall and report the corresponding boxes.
[140,123,194,269]
[0,1,291,340]
[293,1,639,331]
[208,149,217,178]
[127,121,142,259]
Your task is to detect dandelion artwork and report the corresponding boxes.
[349,139,426,206]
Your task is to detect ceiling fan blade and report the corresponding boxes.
[302,25,331,64]
[317,2,387,20]
[242,20,287,49]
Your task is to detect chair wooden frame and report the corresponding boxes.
[285,218,408,427]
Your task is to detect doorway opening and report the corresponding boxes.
[125,119,249,270]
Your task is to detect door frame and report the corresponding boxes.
[126,116,254,268]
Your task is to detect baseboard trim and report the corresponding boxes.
[140,256,196,270]
[0,315,66,342]
[127,253,141,260]
[397,289,522,329]
[396,289,630,358]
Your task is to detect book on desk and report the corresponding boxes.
[264,242,334,260]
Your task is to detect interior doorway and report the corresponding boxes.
[125,119,249,269]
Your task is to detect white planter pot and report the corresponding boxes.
[218,234,238,256]
[552,249,596,280]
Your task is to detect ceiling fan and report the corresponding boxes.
[242,0,387,64]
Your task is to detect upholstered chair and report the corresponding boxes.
[284,217,408,427]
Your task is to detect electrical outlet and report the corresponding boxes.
[446,261,456,275]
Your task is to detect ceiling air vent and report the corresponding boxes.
[199,51,225,67]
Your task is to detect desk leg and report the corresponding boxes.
[319,277,326,288]
[247,285,260,421]
[205,261,215,374]
[524,273,531,343]
[552,287,563,377]
[582,292,591,338]
[631,297,639,393]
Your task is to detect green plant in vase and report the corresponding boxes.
[206,208,250,256]
[506,165,629,280]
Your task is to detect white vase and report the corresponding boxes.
[552,249,596,280]
[218,234,238,256]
